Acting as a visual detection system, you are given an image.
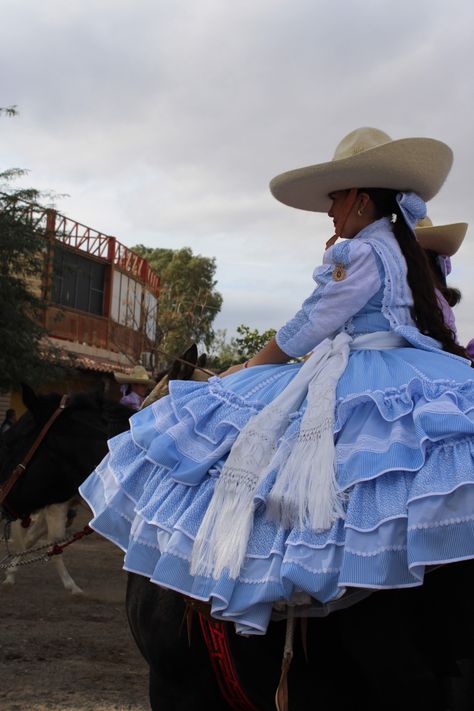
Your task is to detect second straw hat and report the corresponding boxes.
[415,217,467,256]
[113,365,155,386]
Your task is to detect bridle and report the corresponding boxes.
[0,394,69,514]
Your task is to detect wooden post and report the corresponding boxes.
[41,209,57,326]
[104,237,116,349]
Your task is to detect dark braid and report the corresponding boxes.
[360,188,472,364]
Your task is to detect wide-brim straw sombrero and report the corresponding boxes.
[114,365,155,386]
[415,217,468,256]
[270,127,453,213]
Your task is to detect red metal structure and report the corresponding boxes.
[9,197,160,374]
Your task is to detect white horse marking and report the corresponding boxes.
[3,500,84,594]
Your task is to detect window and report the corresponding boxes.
[52,247,105,316]
[144,291,158,341]
[111,270,145,331]
[110,270,157,338]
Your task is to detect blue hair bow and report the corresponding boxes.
[396,192,427,232]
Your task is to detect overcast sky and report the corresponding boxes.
[2,0,474,346]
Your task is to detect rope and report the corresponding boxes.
[0,394,69,511]
[47,525,94,556]
[0,524,94,570]
[275,608,295,711]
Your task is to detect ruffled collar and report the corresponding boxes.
[352,217,393,243]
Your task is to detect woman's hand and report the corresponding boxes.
[219,362,247,378]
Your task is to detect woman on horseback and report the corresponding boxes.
[80,127,474,637]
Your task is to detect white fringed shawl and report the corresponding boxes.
[191,331,406,580]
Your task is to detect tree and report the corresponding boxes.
[234,324,277,359]
[207,329,240,371]
[0,107,67,390]
[133,245,223,367]
[208,324,277,370]
[0,191,68,390]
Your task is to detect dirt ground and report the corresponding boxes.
[0,507,150,711]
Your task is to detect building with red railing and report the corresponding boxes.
[4,198,160,414]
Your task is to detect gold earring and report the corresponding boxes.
[357,207,363,217]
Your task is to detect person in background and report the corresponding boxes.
[114,366,155,411]
[0,408,16,435]
[0,407,16,434]
[415,216,470,347]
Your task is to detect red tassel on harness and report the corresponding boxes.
[198,614,259,711]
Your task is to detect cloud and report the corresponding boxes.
[1,0,474,339]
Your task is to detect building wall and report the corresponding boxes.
[46,244,157,362]
[2,204,159,418]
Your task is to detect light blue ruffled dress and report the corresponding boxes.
[80,218,474,635]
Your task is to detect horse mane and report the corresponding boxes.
[19,389,134,436]
[52,390,131,416]
[68,391,103,410]
[68,392,134,435]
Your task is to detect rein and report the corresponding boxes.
[0,394,69,512]
[183,594,259,711]
[155,347,216,378]
[197,613,260,711]
[0,523,94,570]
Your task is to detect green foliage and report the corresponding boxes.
[207,329,240,370]
[0,191,67,390]
[208,324,276,370]
[234,324,277,359]
[133,245,223,367]
[0,107,76,390]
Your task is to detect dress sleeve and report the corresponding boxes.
[275,240,381,357]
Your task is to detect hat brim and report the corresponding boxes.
[415,222,468,256]
[269,137,453,212]
[113,372,155,386]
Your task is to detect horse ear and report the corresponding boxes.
[181,343,198,365]
[167,359,182,381]
[197,353,207,368]
[21,383,38,412]
[178,343,198,380]
[168,343,198,381]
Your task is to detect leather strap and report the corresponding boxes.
[325,187,359,249]
[198,613,259,711]
[0,394,69,506]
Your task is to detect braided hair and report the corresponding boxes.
[360,188,472,364]
[424,249,462,308]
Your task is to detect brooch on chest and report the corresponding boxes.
[332,263,346,281]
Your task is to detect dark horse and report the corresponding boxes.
[0,385,135,592]
[126,353,474,710]
[0,385,133,520]
[127,562,474,711]
[2,361,474,710]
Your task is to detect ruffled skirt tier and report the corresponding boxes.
[80,348,474,634]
